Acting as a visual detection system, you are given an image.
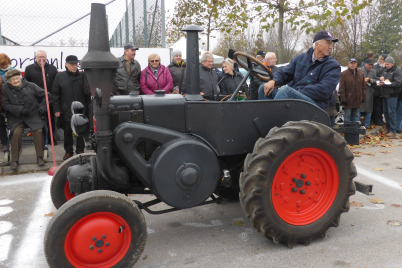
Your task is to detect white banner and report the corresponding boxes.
[0,46,172,74]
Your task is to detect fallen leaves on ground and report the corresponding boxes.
[391,204,401,208]
[369,198,384,204]
[350,201,364,207]
[379,150,393,154]
[386,220,401,226]
[373,167,383,171]
[44,212,54,217]
[234,220,245,226]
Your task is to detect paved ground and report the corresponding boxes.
[0,126,401,267]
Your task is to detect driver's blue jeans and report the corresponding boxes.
[258,84,317,107]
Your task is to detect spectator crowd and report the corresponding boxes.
[1,33,401,171]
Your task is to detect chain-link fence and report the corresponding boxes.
[0,0,165,47]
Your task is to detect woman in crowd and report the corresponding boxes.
[219,58,248,96]
[140,53,173,95]
[1,69,46,170]
[0,53,14,152]
[167,50,186,94]
[373,54,386,74]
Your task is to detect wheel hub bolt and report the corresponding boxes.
[102,235,106,239]
[292,187,297,192]
[306,181,311,186]
[89,245,94,250]
[292,177,297,182]
[106,242,110,247]
[300,189,306,194]
[301,174,307,178]
[92,237,96,241]
[98,249,102,253]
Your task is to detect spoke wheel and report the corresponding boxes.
[44,190,147,268]
[240,121,356,247]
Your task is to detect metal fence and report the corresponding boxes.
[0,0,165,47]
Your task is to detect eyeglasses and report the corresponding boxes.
[150,60,159,63]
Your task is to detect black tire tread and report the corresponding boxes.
[240,120,356,246]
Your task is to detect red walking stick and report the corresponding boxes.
[41,63,58,175]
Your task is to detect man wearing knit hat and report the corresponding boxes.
[377,56,402,137]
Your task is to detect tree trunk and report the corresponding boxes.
[278,1,284,63]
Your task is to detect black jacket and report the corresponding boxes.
[219,71,248,95]
[24,62,58,93]
[2,79,46,132]
[378,65,402,98]
[199,64,219,99]
[52,70,91,121]
[167,60,187,93]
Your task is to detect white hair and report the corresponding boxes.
[35,50,47,57]
[200,52,214,62]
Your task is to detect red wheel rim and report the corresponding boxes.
[64,180,76,201]
[65,212,131,268]
[272,148,338,225]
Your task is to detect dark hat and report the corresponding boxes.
[348,58,357,63]
[124,43,139,50]
[364,59,374,65]
[5,69,21,80]
[256,50,266,57]
[313,30,338,43]
[385,56,395,64]
[228,49,236,59]
[65,55,79,63]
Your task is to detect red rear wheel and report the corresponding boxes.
[64,180,76,201]
[65,212,131,268]
[272,148,338,225]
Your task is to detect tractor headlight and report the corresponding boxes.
[71,101,85,115]
[71,114,90,136]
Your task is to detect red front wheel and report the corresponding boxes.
[44,190,147,268]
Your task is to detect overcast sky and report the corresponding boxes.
[1,0,179,47]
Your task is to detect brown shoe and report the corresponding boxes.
[63,152,73,160]
[385,132,396,138]
[10,161,18,171]
[37,157,45,166]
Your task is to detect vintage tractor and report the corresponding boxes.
[44,4,359,267]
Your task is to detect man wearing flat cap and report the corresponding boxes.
[1,69,47,170]
[377,56,402,137]
[259,30,341,111]
[52,55,91,160]
[113,43,141,95]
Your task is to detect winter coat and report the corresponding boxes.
[219,71,248,95]
[52,70,91,121]
[199,64,219,99]
[273,47,341,110]
[249,64,279,100]
[373,63,384,77]
[113,55,141,95]
[24,62,58,93]
[167,60,187,93]
[377,65,402,98]
[1,79,46,132]
[339,68,366,109]
[360,67,378,113]
[140,64,173,95]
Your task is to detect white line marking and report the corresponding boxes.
[0,207,13,217]
[12,177,52,267]
[357,166,402,192]
[0,176,49,187]
[0,199,14,206]
[0,234,13,262]
[0,221,13,235]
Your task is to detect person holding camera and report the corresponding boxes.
[1,69,47,170]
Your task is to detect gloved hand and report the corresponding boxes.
[20,108,30,116]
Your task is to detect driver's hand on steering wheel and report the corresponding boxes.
[264,80,276,96]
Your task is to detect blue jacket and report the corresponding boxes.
[273,48,341,110]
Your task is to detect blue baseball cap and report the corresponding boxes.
[349,58,357,63]
[313,31,338,43]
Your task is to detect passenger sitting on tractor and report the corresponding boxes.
[219,58,248,96]
[1,69,47,170]
[258,30,341,111]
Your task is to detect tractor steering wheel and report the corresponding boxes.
[233,51,273,82]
